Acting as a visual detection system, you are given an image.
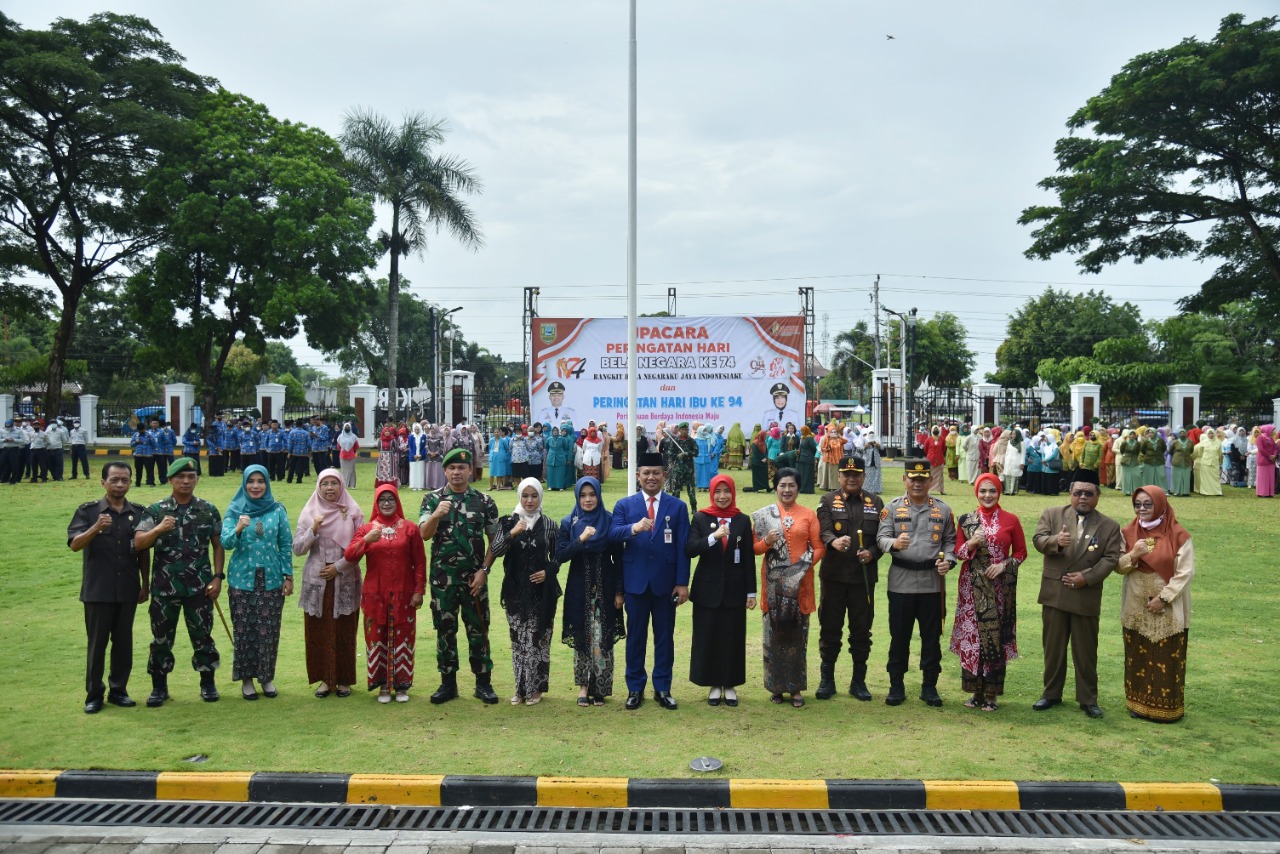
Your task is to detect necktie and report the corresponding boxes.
[1076,514,1085,542]
[720,517,730,550]
[554,409,558,419]
[647,496,656,522]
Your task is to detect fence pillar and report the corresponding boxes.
[1273,398,1280,428]
[256,383,285,424]
[1166,384,1201,429]
[870,368,904,455]
[349,384,376,439]
[972,383,1001,426]
[443,370,476,426]
[163,383,195,433]
[1069,384,1101,430]
[0,393,13,427]
[78,394,99,444]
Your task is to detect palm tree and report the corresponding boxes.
[830,322,876,399]
[340,109,483,398]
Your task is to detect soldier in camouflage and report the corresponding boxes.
[419,446,500,704]
[133,457,226,706]
[661,421,699,514]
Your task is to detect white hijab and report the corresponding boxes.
[513,476,544,528]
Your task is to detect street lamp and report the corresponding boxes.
[883,307,910,454]
[435,306,463,422]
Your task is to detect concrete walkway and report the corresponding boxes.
[2,826,1278,854]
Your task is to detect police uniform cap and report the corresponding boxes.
[548,381,566,393]
[442,447,471,467]
[769,382,789,397]
[904,459,931,478]
[838,454,865,473]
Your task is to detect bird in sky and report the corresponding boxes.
[886,34,896,40]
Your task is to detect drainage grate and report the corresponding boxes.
[0,799,1277,842]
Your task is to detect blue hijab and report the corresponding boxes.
[565,476,610,552]
[227,464,279,518]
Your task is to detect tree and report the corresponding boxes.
[911,312,976,386]
[989,288,1143,387]
[340,109,483,396]
[332,279,436,388]
[828,322,876,399]
[1020,14,1280,326]
[127,89,376,425]
[1035,334,1176,405]
[1150,304,1279,403]
[0,12,207,417]
[265,342,302,380]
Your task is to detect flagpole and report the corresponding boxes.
[626,0,639,495]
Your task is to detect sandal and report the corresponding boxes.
[577,696,591,707]
[963,696,979,709]
[980,700,998,712]
[791,694,805,708]
[314,687,331,699]
[591,695,605,706]
[770,694,784,704]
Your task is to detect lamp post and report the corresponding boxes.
[435,306,463,422]
[883,308,910,454]
[906,308,918,454]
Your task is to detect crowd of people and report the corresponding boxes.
[0,415,90,483]
[67,403,1214,725]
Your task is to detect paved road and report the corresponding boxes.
[2,826,1278,854]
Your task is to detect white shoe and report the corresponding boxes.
[377,690,391,704]
[395,690,409,703]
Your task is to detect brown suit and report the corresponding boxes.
[1032,505,1123,705]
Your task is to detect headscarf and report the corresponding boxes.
[298,467,364,545]
[614,424,626,444]
[752,425,767,452]
[1121,486,1190,584]
[370,482,406,527]
[567,476,611,552]
[700,473,741,520]
[227,464,279,519]
[512,477,544,528]
[728,423,745,446]
[697,424,714,441]
[338,423,358,451]
[973,472,1002,517]
[380,424,395,450]
[768,425,781,440]
[800,425,813,439]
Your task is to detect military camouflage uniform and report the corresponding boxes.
[661,434,699,512]
[136,496,223,676]
[419,486,499,675]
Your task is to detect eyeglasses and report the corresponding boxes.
[1133,501,1155,510]
[1070,490,1098,498]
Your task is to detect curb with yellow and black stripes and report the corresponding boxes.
[2,771,1277,812]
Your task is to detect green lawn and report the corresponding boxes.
[1,458,1276,783]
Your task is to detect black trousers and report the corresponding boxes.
[134,456,155,486]
[886,589,944,683]
[268,452,287,480]
[311,451,328,476]
[227,449,241,472]
[85,600,138,701]
[818,577,875,665]
[48,448,65,481]
[71,445,90,478]
[29,447,48,481]
[288,454,310,482]
[0,446,19,483]
[155,454,172,483]
[208,451,225,477]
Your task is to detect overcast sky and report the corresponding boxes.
[11,1,1275,385]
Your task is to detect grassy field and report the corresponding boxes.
[1,457,1277,783]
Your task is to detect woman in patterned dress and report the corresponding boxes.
[491,477,562,705]
[345,484,426,703]
[220,464,294,700]
[557,476,625,706]
[949,473,1026,711]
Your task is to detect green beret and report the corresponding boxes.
[442,447,471,467]
[167,457,197,478]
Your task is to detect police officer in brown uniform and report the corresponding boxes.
[815,454,884,701]
[875,459,956,707]
[1031,467,1122,718]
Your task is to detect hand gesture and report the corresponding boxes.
[236,514,251,534]
[510,518,527,536]
[632,516,653,534]
[363,526,382,544]
[893,531,910,551]
[95,513,113,531]
[746,593,757,610]
[1055,524,1071,549]
[935,556,951,575]
[435,499,453,518]
[856,548,872,564]
[530,570,546,583]
[282,577,294,597]
[157,515,177,534]
[319,563,338,580]
[765,530,782,547]
[578,525,597,543]
[983,562,1005,580]
[712,524,729,541]
[312,514,324,534]
[1145,595,1166,614]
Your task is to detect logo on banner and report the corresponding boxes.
[540,323,558,344]
[749,356,766,378]
[556,356,586,379]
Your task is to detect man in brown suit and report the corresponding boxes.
[1031,468,1122,718]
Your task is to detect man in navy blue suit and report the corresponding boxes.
[609,451,690,710]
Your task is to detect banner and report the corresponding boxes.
[529,316,806,431]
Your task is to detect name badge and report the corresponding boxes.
[664,527,672,544]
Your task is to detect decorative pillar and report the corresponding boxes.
[0,394,13,427]
[349,384,376,439]
[78,394,99,444]
[163,382,195,433]
[256,383,286,424]
[1166,384,1202,430]
[1069,383,1101,430]
[1273,398,1280,428]
[870,368,903,455]
[443,370,476,426]
[972,383,1001,426]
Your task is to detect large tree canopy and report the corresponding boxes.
[989,287,1143,388]
[127,89,376,423]
[1020,14,1280,325]
[0,12,207,417]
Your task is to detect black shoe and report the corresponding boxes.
[430,683,458,704]
[654,691,678,711]
[1080,703,1104,719]
[106,691,136,708]
[849,681,872,701]
[625,691,644,710]
[814,662,836,700]
[920,685,943,707]
[146,675,169,708]
[1032,697,1062,711]
[199,672,219,702]
[473,676,498,705]
[84,698,103,714]
[885,682,905,706]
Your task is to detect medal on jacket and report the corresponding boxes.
[254,521,264,538]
